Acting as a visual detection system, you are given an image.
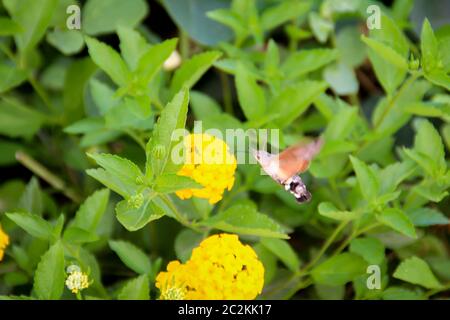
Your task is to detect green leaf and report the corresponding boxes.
[0,63,27,94]
[260,238,300,272]
[365,14,409,94]
[175,229,203,262]
[190,90,222,120]
[349,156,379,202]
[376,208,416,238]
[63,58,97,122]
[63,227,99,244]
[281,48,339,80]
[253,244,277,285]
[83,0,148,36]
[324,106,358,141]
[146,88,189,178]
[350,237,385,265]
[115,196,165,231]
[404,101,450,121]
[379,161,415,194]
[235,62,266,121]
[424,70,450,91]
[6,0,58,53]
[117,26,151,71]
[0,100,45,137]
[413,180,449,203]
[85,36,131,87]
[117,275,149,300]
[70,189,110,232]
[412,119,446,175]
[18,177,43,216]
[85,169,128,198]
[46,29,84,55]
[264,39,280,78]
[6,212,54,241]
[311,253,367,286]
[271,81,328,127]
[109,240,152,275]
[382,286,424,300]
[206,9,246,38]
[421,19,440,74]
[315,284,345,300]
[323,62,359,95]
[403,149,435,178]
[407,208,449,227]
[104,98,153,128]
[361,36,409,70]
[202,204,288,239]
[154,174,202,194]
[0,139,25,166]
[261,0,310,31]
[162,0,232,46]
[0,17,22,36]
[393,256,442,289]
[33,241,65,300]
[136,38,178,85]
[64,118,104,134]
[53,214,65,240]
[318,202,361,221]
[87,153,143,197]
[170,51,222,96]
[335,26,366,67]
[308,12,333,43]
[89,78,119,115]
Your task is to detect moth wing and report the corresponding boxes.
[285,137,324,161]
[278,138,323,178]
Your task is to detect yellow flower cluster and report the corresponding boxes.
[156,234,264,300]
[65,265,90,294]
[0,224,9,262]
[176,134,237,204]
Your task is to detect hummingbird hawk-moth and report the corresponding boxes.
[252,138,323,203]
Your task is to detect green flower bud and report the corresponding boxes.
[152,144,166,160]
[408,54,420,71]
[135,176,145,185]
[128,193,144,209]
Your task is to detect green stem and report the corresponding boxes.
[159,194,203,232]
[28,73,55,113]
[301,220,349,272]
[332,222,382,256]
[219,71,234,115]
[124,129,146,151]
[180,31,190,60]
[329,178,346,210]
[282,277,314,300]
[373,72,420,130]
[15,151,82,203]
[152,98,164,111]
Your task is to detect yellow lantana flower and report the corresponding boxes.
[0,224,9,262]
[156,233,264,300]
[65,265,90,294]
[176,134,237,204]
